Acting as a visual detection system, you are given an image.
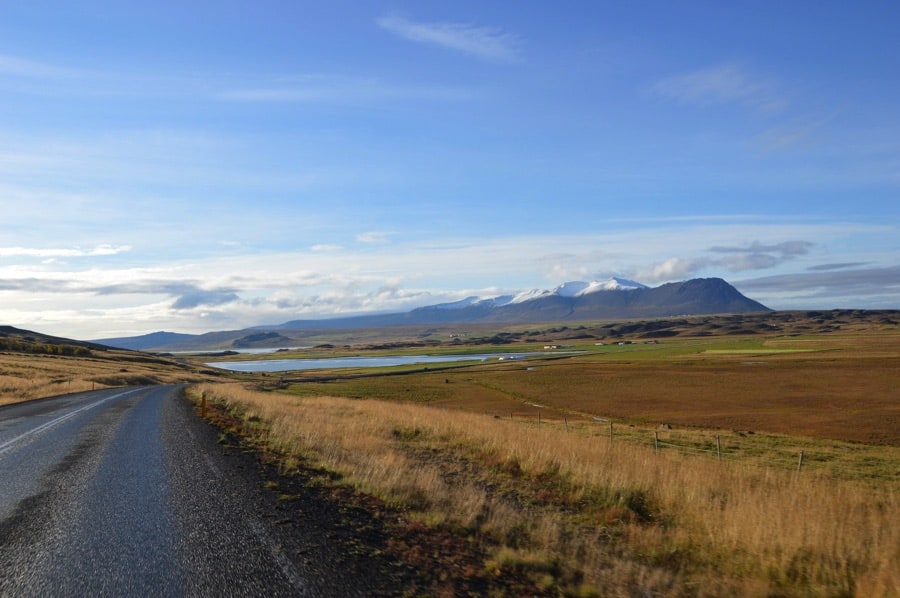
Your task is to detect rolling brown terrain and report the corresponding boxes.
[234,309,900,446]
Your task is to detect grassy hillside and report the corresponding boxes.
[0,327,223,405]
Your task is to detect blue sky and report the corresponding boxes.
[1,1,898,339]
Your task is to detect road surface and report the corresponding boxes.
[0,385,311,596]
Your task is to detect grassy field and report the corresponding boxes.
[258,333,900,447]
[194,382,898,596]
[189,320,900,596]
[0,349,219,406]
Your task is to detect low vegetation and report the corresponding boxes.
[185,315,899,595]
[0,337,92,357]
[192,382,898,596]
[0,350,218,406]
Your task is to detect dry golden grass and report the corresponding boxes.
[194,382,899,596]
[0,350,214,405]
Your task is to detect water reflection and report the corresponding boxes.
[208,353,530,372]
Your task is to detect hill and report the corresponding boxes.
[97,277,769,351]
[0,326,221,406]
[89,330,198,352]
[0,325,109,355]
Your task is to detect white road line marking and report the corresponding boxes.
[0,389,142,456]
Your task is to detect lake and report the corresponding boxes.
[208,352,531,373]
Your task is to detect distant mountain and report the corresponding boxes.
[300,276,767,326]
[416,278,649,311]
[432,279,692,322]
[331,277,764,326]
[95,330,198,351]
[97,278,770,351]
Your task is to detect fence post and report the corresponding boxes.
[200,391,207,418]
[655,431,659,453]
[538,413,541,428]
[564,416,569,432]
[609,421,613,443]
[716,435,721,461]
[797,450,804,473]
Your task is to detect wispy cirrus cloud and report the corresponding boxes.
[0,53,84,79]
[377,15,521,63]
[0,53,148,100]
[653,64,787,114]
[755,112,840,152]
[807,262,869,272]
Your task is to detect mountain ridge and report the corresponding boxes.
[95,277,770,351]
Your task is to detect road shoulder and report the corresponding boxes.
[166,388,413,596]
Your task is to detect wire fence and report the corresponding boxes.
[498,408,816,474]
[652,433,808,470]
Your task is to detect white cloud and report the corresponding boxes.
[537,249,622,283]
[708,240,814,272]
[356,231,393,244]
[736,265,900,310]
[2,219,893,338]
[739,265,900,293]
[377,15,521,63]
[0,244,131,258]
[637,257,710,283]
[311,244,342,252]
[709,241,813,257]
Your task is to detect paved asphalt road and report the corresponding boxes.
[0,386,310,596]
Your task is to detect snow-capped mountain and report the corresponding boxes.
[433,278,649,309]
[508,277,648,304]
[508,287,553,304]
[431,295,515,310]
[557,277,648,295]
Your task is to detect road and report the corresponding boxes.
[0,385,311,596]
